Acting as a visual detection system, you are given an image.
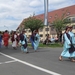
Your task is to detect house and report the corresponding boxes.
[16,5,75,41]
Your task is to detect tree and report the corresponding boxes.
[52,13,71,42]
[23,17,44,33]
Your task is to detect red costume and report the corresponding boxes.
[3,32,10,47]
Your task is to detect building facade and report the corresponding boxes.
[16,5,75,41]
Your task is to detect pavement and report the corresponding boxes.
[0,45,75,75]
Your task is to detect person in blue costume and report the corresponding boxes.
[0,32,2,48]
[30,31,35,49]
[33,30,40,51]
[68,26,75,59]
[19,31,28,53]
[59,26,75,62]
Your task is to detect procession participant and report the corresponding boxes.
[30,31,35,49]
[0,32,2,48]
[11,31,17,50]
[19,30,28,53]
[3,30,10,48]
[59,26,75,62]
[33,29,40,51]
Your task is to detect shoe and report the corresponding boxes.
[26,51,29,54]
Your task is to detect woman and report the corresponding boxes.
[59,26,75,62]
[3,30,10,48]
[33,30,40,51]
[19,31,28,53]
[11,31,17,49]
[68,26,75,60]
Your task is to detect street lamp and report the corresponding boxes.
[44,0,48,25]
[44,0,49,36]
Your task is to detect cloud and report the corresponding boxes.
[29,0,43,7]
[0,0,75,31]
[49,0,75,10]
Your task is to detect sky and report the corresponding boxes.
[0,0,75,31]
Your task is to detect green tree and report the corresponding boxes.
[24,17,44,33]
[52,13,71,42]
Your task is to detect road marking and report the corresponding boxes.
[0,52,61,75]
[0,60,17,64]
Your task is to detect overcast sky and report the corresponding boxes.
[0,0,75,31]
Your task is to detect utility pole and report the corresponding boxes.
[44,0,48,25]
[44,0,48,36]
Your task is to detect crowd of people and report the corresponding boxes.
[0,29,40,54]
[43,34,58,45]
[0,27,75,62]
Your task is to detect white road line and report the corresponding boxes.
[0,52,61,75]
[0,60,17,64]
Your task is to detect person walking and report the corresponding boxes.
[33,30,40,51]
[11,31,17,50]
[0,32,2,48]
[59,26,75,62]
[30,31,35,49]
[19,31,28,53]
[68,26,75,60]
[3,30,10,48]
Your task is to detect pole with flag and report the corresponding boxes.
[44,0,48,25]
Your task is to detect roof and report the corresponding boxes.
[17,5,75,30]
[35,5,75,23]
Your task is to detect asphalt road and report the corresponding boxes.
[0,45,75,75]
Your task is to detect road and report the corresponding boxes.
[0,45,75,75]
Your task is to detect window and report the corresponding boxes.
[45,34,49,36]
[49,16,52,18]
[72,17,75,22]
[54,14,58,18]
[45,28,49,31]
[67,12,70,15]
[51,26,55,31]
[29,30,31,32]
[40,34,43,37]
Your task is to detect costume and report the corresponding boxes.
[68,31,75,57]
[0,34,2,48]
[30,33,35,48]
[12,34,17,48]
[61,33,71,57]
[3,32,10,47]
[20,33,28,52]
[61,32,75,58]
[34,33,40,51]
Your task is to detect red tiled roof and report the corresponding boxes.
[17,5,75,30]
[35,5,75,23]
